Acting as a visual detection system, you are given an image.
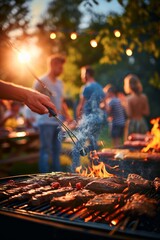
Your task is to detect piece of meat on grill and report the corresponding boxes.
[119,193,157,218]
[7,185,53,202]
[29,186,73,206]
[101,176,126,185]
[85,193,125,212]
[153,177,160,192]
[50,189,96,208]
[126,173,153,192]
[57,175,96,188]
[84,179,127,194]
[5,182,41,196]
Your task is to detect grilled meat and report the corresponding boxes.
[85,193,125,211]
[153,177,160,192]
[50,189,96,208]
[8,185,53,202]
[119,193,157,218]
[29,186,73,206]
[84,179,127,194]
[57,175,96,188]
[126,173,153,192]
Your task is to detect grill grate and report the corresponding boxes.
[0,173,160,240]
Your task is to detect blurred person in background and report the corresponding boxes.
[123,73,150,138]
[22,106,40,131]
[105,85,126,148]
[0,100,22,130]
[71,65,106,172]
[33,53,72,173]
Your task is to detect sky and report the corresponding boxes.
[30,0,123,28]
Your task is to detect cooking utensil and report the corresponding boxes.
[46,106,88,156]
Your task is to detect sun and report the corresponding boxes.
[18,50,31,63]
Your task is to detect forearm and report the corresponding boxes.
[0,80,57,115]
[0,80,29,102]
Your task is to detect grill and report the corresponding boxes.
[0,173,160,240]
[93,150,160,180]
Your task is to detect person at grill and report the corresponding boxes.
[33,53,72,173]
[105,85,126,148]
[71,65,106,172]
[123,73,150,138]
[0,79,57,115]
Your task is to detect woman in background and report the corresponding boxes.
[123,73,150,138]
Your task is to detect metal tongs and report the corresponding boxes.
[46,106,87,156]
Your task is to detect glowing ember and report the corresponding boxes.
[76,161,114,178]
[111,219,118,226]
[141,117,160,153]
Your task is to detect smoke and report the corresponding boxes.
[70,108,106,172]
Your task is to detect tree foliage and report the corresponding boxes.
[98,0,160,64]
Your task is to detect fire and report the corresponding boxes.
[141,117,160,153]
[76,161,114,178]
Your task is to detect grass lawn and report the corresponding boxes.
[0,125,112,178]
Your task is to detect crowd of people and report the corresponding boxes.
[0,55,150,174]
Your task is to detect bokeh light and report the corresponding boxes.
[90,39,98,48]
[18,51,31,63]
[114,30,121,38]
[70,32,77,40]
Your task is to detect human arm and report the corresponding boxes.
[0,80,57,115]
[76,96,85,120]
[61,99,73,122]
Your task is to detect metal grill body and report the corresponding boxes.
[0,173,160,240]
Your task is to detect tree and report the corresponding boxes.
[97,0,160,88]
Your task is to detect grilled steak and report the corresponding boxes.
[8,185,53,202]
[85,193,125,211]
[50,189,96,208]
[119,193,157,218]
[29,186,73,206]
[84,179,127,194]
[153,177,160,192]
[57,175,96,188]
[126,173,152,192]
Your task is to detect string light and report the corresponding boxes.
[50,32,57,39]
[126,48,133,56]
[70,32,77,40]
[114,30,121,38]
[90,39,98,48]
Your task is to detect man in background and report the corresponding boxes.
[72,65,106,172]
[33,53,72,173]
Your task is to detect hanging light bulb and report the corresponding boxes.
[114,30,121,38]
[70,32,77,40]
[126,48,133,56]
[90,39,98,48]
[50,32,57,39]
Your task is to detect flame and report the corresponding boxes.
[76,161,114,178]
[141,117,160,152]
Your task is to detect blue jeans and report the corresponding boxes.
[38,124,61,173]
